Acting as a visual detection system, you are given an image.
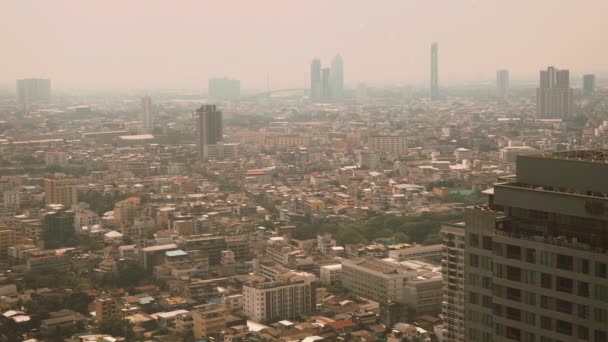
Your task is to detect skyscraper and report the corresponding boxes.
[196,105,222,159]
[496,69,509,98]
[330,54,344,99]
[140,96,153,132]
[441,222,465,342]
[463,150,608,341]
[208,78,240,100]
[16,78,51,107]
[583,74,596,97]
[321,67,331,101]
[536,66,574,118]
[431,42,439,100]
[310,59,322,102]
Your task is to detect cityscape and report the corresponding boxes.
[1,1,608,342]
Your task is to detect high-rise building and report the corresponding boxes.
[463,150,608,341]
[321,67,331,101]
[441,222,466,342]
[583,74,596,97]
[140,96,153,132]
[208,78,240,100]
[536,66,574,118]
[43,206,75,249]
[431,42,439,100]
[196,105,222,159]
[16,78,51,106]
[243,271,317,322]
[369,135,408,156]
[497,69,509,98]
[44,178,78,207]
[330,54,344,99]
[310,59,322,102]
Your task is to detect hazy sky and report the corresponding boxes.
[2,0,607,91]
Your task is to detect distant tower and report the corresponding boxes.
[321,68,331,101]
[330,54,344,99]
[496,69,509,98]
[16,78,51,108]
[583,74,596,97]
[196,105,223,159]
[536,66,573,118]
[430,42,439,100]
[310,59,322,102]
[140,96,153,132]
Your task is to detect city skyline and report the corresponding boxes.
[2,1,608,90]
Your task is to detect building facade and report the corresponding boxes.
[536,66,574,119]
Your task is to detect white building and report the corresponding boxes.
[243,271,316,322]
[320,264,342,286]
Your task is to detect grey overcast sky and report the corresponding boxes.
[1,0,607,91]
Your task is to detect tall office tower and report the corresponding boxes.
[431,42,439,100]
[536,66,574,118]
[496,69,509,98]
[441,222,466,342]
[140,96,153,132]
[208,77,240,100]
[330,54,344,99]
[16,78,51,107]
[463,150,608,342]
[321,67,331,101]
[583,74,596,97]
[196,105,222,159]
[310,59,322,102]
[44,178,78,207]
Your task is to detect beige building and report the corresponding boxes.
[192,303,227,340]
[264,134,312,148]
[341,258,443,317]
[44,178,78,207]
[95,297,120,322]
[369,135,408,156]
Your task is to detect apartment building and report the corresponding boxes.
[192,303,227,340]
[464,150,608,342]
[440,222,466,342]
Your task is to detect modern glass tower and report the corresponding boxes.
[310,59,322,102]
[431,42,439,100]
[330,54,344,99]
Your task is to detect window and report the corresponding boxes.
[541,273,552,289]
[594,330,607,342]
[540,251,552,266]
[578,325,589,340]
[482,236,492,250]
[481,256,492,270]
[482,276,491,289]
[594,308,607,323]
[506,326,521,340]
[579,258,589,274]
[525,311,536,326]
[578,281,590,297]
[482,295,492,309]
[524,291,536,306]
[556,299,572,314]
[594,284,608,302]
[468,273,480,286]
[596,262,607,278]
[556,254,573,271]
[540,295,551,309]
[507,266,521,282]
[506,244,521,260]
[578,304,588,319]
[556,320,572,336]
[524,270,537,285]
[469,233,479,247]
[470,254,479,267]
[493,242,503,256]
[469,292,479,305]
[556,276,573,293]
[525,248,536,263]
[540,316,552,330]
